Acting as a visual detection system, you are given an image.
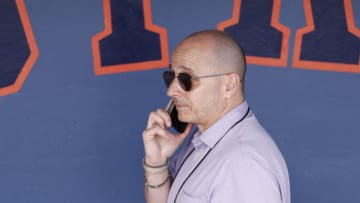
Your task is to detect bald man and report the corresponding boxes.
[142,30,290,203]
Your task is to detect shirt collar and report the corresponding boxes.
[191,101,250,150]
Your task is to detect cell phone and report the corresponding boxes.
[166,100,188,133]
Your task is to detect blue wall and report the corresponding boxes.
[0,0,359,202]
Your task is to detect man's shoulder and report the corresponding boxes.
[228,114,276,151]
[217,115,285,170]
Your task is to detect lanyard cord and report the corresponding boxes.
[173,107,250,203]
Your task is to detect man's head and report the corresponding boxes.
[165,30,247,132]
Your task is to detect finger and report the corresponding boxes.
[146,110,168,129]
[156,109,172,127]
[143,124,175,142]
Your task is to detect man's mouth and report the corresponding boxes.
[173,100,187,110]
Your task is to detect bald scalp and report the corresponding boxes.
[179,30,246,80]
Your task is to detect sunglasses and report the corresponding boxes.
[162,70,229,91]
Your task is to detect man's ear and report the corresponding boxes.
[224,73,240,98]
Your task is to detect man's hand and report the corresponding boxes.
[142,108,192,166]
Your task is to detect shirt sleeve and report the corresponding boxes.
[211,156,282,203]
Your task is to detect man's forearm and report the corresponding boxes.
[144,170,171,203]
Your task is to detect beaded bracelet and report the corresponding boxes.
[144,173,171,189]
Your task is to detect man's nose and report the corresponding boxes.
[167,77,183,97]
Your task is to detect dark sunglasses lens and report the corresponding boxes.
[178,73,192,91]
[162,71,175,87]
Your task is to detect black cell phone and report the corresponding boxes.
[166,100,188,133]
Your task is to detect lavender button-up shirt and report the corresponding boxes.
[168,101,290,203]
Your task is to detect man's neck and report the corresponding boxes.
[197,97,244,132]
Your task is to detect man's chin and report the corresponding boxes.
[177,113,189,123]
[177,107,194,122]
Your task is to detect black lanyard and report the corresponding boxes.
[173,107,250,203]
